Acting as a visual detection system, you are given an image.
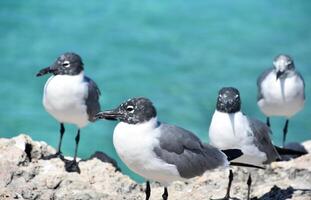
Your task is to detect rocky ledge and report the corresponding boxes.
[0,134,310,200]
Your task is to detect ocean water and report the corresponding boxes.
[0,0,310,182]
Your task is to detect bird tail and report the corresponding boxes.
[221,149,243,161]
[221,149,265,169]
[229,162,265,169]
[274,145,307,156]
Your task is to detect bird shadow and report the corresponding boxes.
[80,151,121,172]
[251,185,311,200]
[212,185,311,200]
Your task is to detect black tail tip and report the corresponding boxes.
[230,162,265,169]
[274,145,308,157]
[222,149,243,161]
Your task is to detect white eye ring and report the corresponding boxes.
[126,105,134,113]
[62,61,70,68]
[235,94,239,98]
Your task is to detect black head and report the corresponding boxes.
[273,54,295,79]
[36,52,84,77]
[95,97,157,124]
[216,87,241,113]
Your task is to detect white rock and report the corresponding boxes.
[0,134,310,200]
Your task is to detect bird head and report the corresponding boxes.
[95,97,157,124]
[273,54,295,80]
[36,52,84,77]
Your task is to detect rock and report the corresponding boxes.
[0,134,311,200]
[85,151,121,171]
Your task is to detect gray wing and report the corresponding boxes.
[84,76,101,122]
[153,123,227,179]
[295,71,306,100]
[247,117,280,163]
[257,68,273,101]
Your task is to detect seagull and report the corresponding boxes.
[36,52,101,173]
[209,87,280,200]
[95,97,247,200]
[257,54,305,146]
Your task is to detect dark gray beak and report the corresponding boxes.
[36,66,52,77]
[36,62,59,77]
[95,109,122,121]
[276,71,284,80]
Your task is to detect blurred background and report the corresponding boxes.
[0,0,310,182]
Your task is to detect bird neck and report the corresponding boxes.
[216,105,241,114]
[121,117,159,129]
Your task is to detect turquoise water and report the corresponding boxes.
[0,0,310,182]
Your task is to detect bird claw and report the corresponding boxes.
[64,160,81,173]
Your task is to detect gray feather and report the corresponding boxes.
[295,71,306,100]
[247,117,280,163]
[257,68,273,101]
[84,76,101,122]
[153,123,227,179]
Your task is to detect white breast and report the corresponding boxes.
[43,72,89,128]
[258,72,305,118]
[209,111,267,165]
[113,118,183,185]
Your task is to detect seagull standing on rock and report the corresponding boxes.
[36,52,101,173]
[95,97,247,200]
[257,54,305,146]
[209,87,280,200]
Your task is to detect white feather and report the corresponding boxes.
[113,118,184,185]
[43,72,89,128]
[209,111,267,166]
[258,71,305,118]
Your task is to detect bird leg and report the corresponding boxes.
[145,181,151,200]
[65,129,81,173]
[73,129,80,162]
[57,123,65,153]
[225,170,234,199]
[282,119,289,147]
[247,173,252,200]
[266,117,270,127]
[42,123,65,160]
[212,169,235,200]
[162,187,168,200]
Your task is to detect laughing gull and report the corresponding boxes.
[257,54,305,146]
[209,87,280,200]
[95,97,245,200]
[36,52,101,173]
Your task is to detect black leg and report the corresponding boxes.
[283,119,289,147]
[57,123,65,153]
[225,170,234,199]
[211,169,234,200]
[247,174,252,200]
[145,181,151,200]
[42,123,65,160]
[73,129,80,161]
[162,187,168,200]
[65,129,81,173]
[266,117,270,127]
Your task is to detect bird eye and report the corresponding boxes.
[126,105,134,112]
[235,94,239,98]
[62,61,70,67]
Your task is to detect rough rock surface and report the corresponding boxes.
[0,134,310,200]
